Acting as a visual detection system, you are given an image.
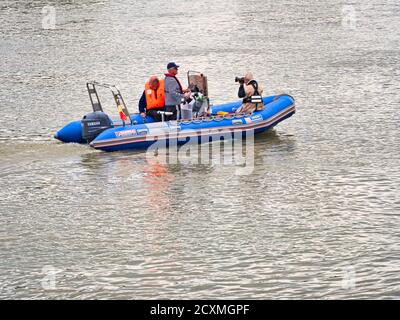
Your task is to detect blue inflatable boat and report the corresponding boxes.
[55,79,295,152]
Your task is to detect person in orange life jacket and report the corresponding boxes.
[164,62,191,121]
[138,76,165,122]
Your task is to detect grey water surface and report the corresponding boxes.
[0,0,399,299]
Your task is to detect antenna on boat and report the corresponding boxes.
[110,85,132,126]
[86,82,133,126]
[87,82,104,112]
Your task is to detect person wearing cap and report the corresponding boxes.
[164,62,191,120]
[236,72,265,114]
[138,76,165,122]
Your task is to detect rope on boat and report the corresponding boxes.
[177,111,252,125]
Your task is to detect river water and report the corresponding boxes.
[0,0,399,299]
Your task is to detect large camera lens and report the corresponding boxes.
[235,77,244,83]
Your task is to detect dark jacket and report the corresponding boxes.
[138,91,146,113]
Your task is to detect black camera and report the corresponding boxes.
[235,77,245,84]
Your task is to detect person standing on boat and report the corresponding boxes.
[235,72,265,114]
[138,76,165,122]
[164,62,191,120]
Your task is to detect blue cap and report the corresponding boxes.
[167,62,179,70]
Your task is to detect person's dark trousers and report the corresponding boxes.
[146,108,164,122]
[165,105,178,121]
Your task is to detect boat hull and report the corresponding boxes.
[90,95,295,152]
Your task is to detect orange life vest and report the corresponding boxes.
[144,80,165,110]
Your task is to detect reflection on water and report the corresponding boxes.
[1,0,400,299]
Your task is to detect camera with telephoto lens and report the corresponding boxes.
[235,77,245,84]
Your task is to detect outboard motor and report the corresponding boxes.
[81,111,112,143]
